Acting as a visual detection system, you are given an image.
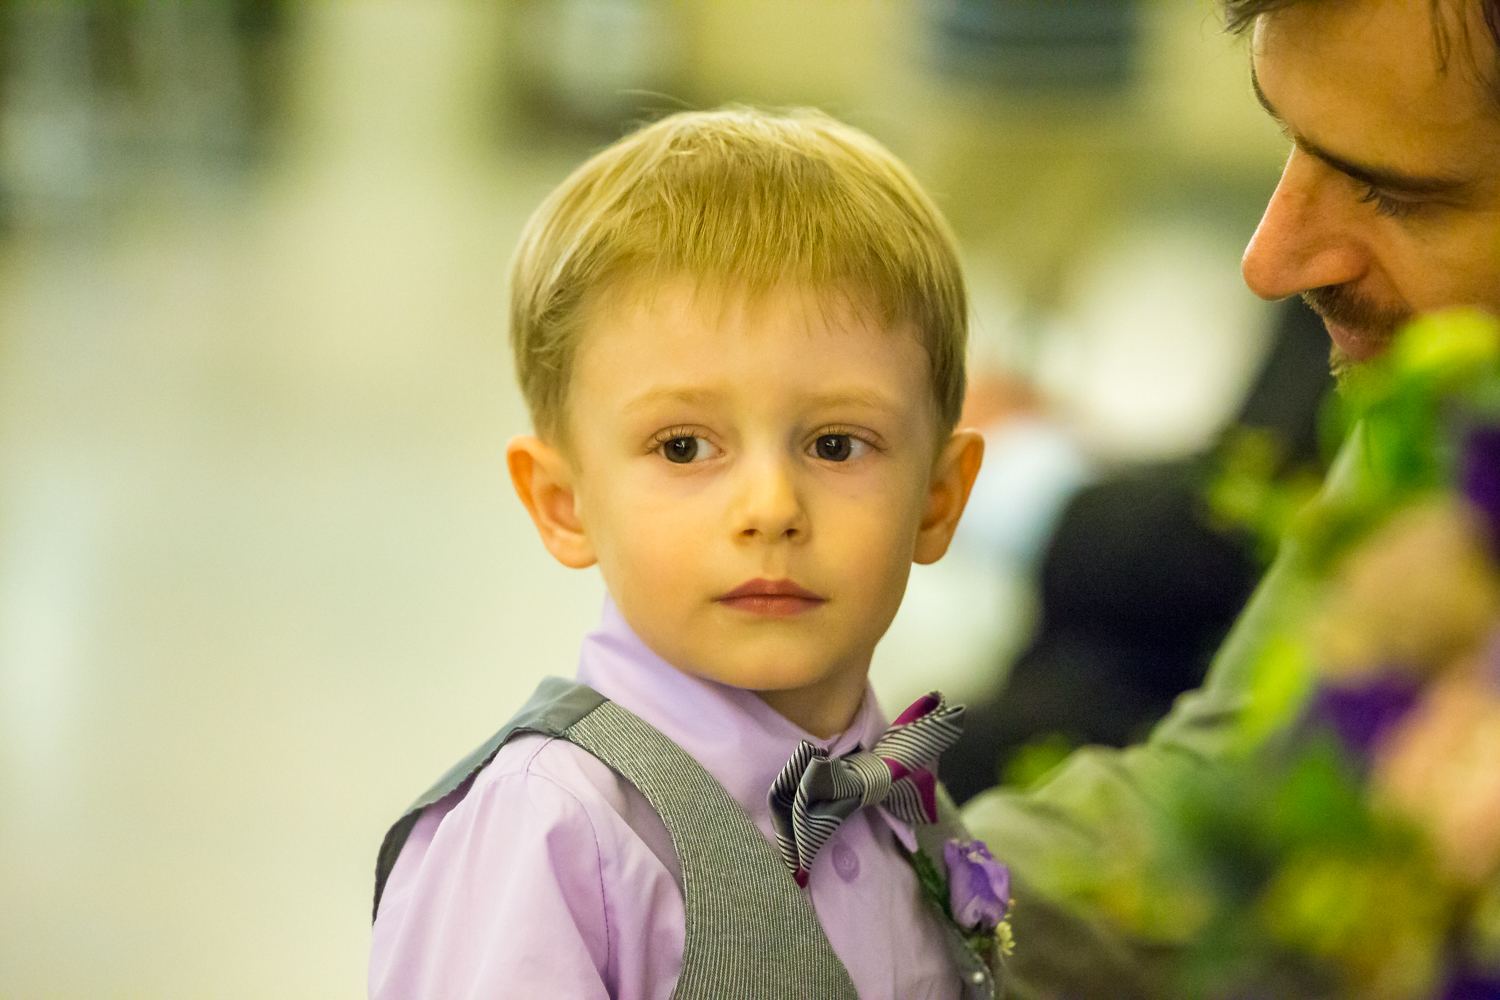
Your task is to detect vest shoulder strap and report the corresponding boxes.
[372,677,603,919]
[563,698,859,1000]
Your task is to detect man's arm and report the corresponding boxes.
[962,430,1364,998]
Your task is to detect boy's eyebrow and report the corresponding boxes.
[622,387,722,412]
[621,386,905,413]
[802,388,904,412]
[1250,63,1471,197]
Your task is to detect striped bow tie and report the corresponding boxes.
[768,692,965,887]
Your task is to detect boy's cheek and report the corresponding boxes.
[817,492,926,560]
[602,513,709,593]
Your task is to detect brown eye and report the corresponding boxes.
[656,434,721,464]
[815,434,853,461]
[664,437,698,463]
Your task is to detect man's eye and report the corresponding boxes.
[812,434,867,462]
[661,436,716,464]
[1357,183,1421,220]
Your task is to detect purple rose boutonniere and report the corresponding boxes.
[946,839,1011,935]
[909,838,1015,966]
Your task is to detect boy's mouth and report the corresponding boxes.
[716,578,827,617]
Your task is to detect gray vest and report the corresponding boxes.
[374,677,1000,999]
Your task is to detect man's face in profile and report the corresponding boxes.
[1242,0,1500,374]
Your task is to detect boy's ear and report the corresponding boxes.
[913,429,985,566]
[506,435,597,569]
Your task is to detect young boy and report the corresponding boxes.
[369,108,994,1000]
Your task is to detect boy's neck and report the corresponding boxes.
[755,669,870,740]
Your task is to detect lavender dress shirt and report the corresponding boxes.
[369,596,964,999]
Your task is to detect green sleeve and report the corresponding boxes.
[962,430,1366,999]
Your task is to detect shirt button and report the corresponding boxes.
[830,841,860,883]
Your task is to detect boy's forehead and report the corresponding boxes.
[568,274,934,418]
[583,272,913,349]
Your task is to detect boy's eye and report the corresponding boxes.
[812,434,865,462]
[661,436,718,464]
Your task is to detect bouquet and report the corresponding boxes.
[1103,308,1500,998]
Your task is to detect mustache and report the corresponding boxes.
[1300,285,1410,339]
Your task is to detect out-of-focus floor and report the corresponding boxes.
[0,161,605,997]
[0,4,1281,997]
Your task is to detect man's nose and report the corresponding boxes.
[734,454,808,543]
[1242,147,1370,301]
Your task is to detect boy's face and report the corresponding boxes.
[508,277,983,737]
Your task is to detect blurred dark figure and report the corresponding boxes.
[943,297,1333,804]
[0,2,283,229]
[928,0,1141,94]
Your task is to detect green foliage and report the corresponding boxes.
[1213,309,1500,579]
[1158,738,1453,998]
[910,846,953,922]
[1173,309,1500,998]
[1205,427,1322,566]
[1237,628,1316,748]
[1000,733,1076,790]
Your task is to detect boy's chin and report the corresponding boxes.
[701,662,845,693]
[690,650,867,696]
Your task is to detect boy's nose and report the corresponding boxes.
[734,456,808,543]
[1241,147,1371,302]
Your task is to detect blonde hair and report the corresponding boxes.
[509,107,968,443]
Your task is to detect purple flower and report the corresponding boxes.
[1441,969,1500,1000]
[1464,424,1500,548]
[944,839,1010,932]
[1305,674,1421,757]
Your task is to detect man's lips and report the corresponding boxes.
[1326,320,1394,363]
[716,578,826,617]
[1301,287,1408,364]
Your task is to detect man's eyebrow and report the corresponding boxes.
[1250,63,1471,197]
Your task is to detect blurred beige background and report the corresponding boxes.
[0,3,1285,997]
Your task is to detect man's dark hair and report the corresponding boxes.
[1221,0,1499,43]
[1221,0,1500,99]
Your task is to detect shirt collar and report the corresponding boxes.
[575,594,909,842]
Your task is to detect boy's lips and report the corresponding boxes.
[716,578,827,617]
